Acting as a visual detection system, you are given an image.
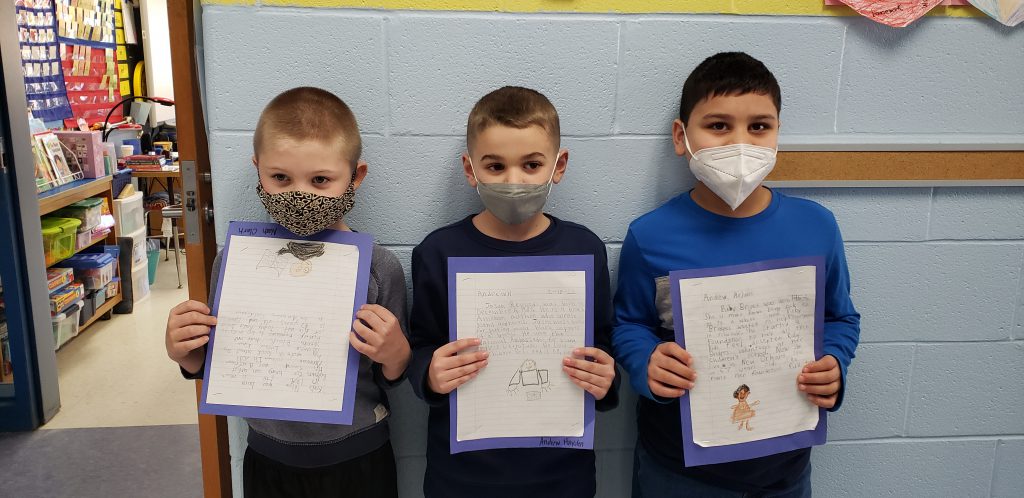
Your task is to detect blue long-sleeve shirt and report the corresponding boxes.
[409,214,620,498]
[612,190,860,493]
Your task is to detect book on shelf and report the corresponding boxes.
[123,154,164,171]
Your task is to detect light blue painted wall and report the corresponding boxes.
[199,7,1024,497]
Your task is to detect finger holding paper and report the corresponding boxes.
[428,338,489,395]
[165,299,218,375]
[647,341,696,398]
[799,355,841,408]
[350,304,411,381]
[563,347,615,400]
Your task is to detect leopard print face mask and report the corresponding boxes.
[256,181,356,236]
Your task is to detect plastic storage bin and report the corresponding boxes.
[112,168,132,198]
[130,260,150,303]
[79,293,96,325]
[53,197,105,232]
[76,230,91,250]
[147,238,160,285]
[113,191,145,235]
[125,226,147,266]
[75,225,110,251]
[94,286,107,308]
[52,301,83,350]
[55,252,116,290]
[41,217,82,266]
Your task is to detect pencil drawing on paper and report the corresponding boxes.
[254,241,326,278]
[508,360,551,401]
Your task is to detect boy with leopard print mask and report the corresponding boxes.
[164,87,409,498]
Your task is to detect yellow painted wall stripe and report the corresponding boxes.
[202,0,983,18]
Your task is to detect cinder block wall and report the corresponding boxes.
[198,4,1024,496]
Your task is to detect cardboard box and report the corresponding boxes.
[55,130,105,178]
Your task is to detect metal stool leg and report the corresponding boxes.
[162,204,185,289]
[163,217,171,261]
[171,220,182,289]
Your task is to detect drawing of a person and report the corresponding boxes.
[730,384,759,431]
[508,360,551,401]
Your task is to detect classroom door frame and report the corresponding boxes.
[167,1,232,496]
[0,0,63,432]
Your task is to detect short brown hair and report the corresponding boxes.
[253,87,361,163]
[467,86,560,151]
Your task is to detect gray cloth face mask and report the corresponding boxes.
[470,155,560,226]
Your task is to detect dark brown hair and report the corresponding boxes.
[680,52,781,125]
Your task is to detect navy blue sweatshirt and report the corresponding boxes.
[409,214,620,498]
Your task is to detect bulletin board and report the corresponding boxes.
[768,151,1024,186]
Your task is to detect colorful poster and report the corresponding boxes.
[837,1,945,27]
[968,0,1024,25]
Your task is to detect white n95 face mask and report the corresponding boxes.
[684,131,777,211]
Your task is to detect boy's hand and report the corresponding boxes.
[798,355,841,408]
[350,304,411,381]
[563,347,616,400]
[647,342,696,398]
[427,338,488,395]
[165,300,217,375]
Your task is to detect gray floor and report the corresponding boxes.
[0,424,203,498]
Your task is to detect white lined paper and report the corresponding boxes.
[679,266,819,447]
[455,271,587,441]
[205,236,359,411]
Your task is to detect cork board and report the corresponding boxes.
[766,151,1024,186]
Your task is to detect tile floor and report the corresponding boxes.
[43,251,197,429]
[0,251,204,498]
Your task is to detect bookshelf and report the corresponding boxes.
[38,176,123,343]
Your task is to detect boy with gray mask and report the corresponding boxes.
[407,86,620,497]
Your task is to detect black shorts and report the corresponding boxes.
[243,440,398,498]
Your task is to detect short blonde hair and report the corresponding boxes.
[467,86,560,151]
[253,87,361,163]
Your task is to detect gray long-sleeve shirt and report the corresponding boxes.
[185,243,408,468]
